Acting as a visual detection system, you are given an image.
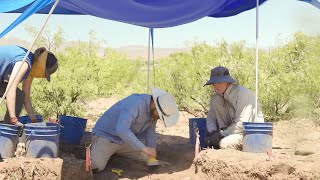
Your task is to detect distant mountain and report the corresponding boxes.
[0,37,188,61]
[114,45,188,60]
[0,37,30,47]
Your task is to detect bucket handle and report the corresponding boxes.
[25,130,35,154]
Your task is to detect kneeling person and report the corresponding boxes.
[90,88,179,173]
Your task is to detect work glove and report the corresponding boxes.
[204,130,222,149]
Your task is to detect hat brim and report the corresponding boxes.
[45,71,51,82]
[151,88,179,127]
[45,61,58,82]
[204,76,237,86]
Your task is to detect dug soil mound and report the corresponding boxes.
[194,149,320,180]
[0,153,90,180]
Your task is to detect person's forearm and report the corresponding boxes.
[194,136,200,158]
[116,127,146,150]
[145,123,157,148]
[220,120,242,137]
[24,95,36,120]
[23,77,36,121]
[6,89,17,118]
[5,61,29,119]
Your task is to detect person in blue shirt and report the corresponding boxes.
[0,45,58,126]
[90,87,179,173]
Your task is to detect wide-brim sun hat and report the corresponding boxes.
[151,87,179,127]
[45,52,58,82]
[204,66,237,86]
[32,47,58,82]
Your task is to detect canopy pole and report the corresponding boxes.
[146,28,151,93]
[255,0,259,120]
[0,0,60,107]
[151,28,155,88]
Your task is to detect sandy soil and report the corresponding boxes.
[1,97,320,180]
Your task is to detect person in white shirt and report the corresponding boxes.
[203,66,264,150]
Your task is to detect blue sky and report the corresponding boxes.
[0,0,319,49]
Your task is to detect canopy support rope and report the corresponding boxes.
[0,0,60,109]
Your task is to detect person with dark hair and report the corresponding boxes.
[203,66,264,150]
[0,45,58,126]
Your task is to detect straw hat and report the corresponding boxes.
[151,88,179,127]
[29,47,58,81]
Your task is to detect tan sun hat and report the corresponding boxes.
[151,87,179,127]
[30,47,58,81]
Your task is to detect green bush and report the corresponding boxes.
[2,29,319,124]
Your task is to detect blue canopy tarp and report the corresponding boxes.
[2,0,268,28]
[1,0,318,40]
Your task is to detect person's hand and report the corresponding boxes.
[10,117,23,127]
[9,117,18,125]
[205,131,222,149]
[142,147,157,158]
[49,117,59,123]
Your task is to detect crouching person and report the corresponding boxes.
[90,88,179,173]
[203,66,264,150]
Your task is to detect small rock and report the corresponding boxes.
[14,142,26,157]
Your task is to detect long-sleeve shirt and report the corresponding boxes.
[91,94,157,150]
[206,84,264,137]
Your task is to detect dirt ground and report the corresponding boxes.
[1,97,320,180]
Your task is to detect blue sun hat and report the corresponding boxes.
[204,66,237,86]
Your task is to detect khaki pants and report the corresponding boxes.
[220,134,243,150]
[0,82,24,123]
[90,135,148,172]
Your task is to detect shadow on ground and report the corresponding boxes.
[93,134,195,180]
[59,142,91,180]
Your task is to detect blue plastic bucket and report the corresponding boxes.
[0,123,19,158]
[59,115,87,145]
[189,118,208,149]
[244,125,273,130]
[243,122,273,126]
[24,123,60,158]
[242,122,273,153]
[18,115,43,124]
[19,117,57,143]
